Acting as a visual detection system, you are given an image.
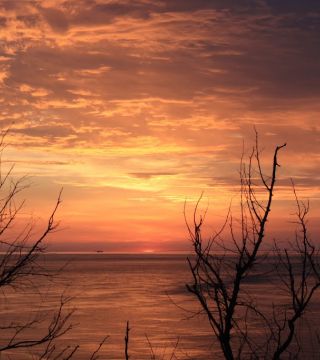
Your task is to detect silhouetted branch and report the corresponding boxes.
[125,321,130,360]
[0,296,73,352]
[271,182,320,359]
[89,336,109,360]
[146,334,180,360]
[185,133,320,358]
[0,131,112,359]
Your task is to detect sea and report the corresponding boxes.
[0,254,319,359]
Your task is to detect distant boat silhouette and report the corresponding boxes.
[96,250,104,253]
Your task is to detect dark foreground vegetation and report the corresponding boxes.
[185,131,320,359]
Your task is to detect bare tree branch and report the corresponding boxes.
[185,133,320,359]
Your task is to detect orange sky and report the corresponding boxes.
[0,0,319,252]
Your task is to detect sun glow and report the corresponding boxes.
[143,249,155,254]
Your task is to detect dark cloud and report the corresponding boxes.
[160,0,265,13]
[16,14,40,28]
[13,125,75,138]
[56,0,159,28]
[266,0,320,13]
[278,177,320,188]
[0,17,7,27]
[41,7,69,33]
[129,172,177,179]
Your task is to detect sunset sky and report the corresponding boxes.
[0,0,319,252]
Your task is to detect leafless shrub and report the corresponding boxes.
[185,132,319,359]
[0,130,108,359]
[146,334,180,360]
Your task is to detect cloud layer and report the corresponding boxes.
[0,0,319,250]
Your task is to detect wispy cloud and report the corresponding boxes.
[0,0,319,250]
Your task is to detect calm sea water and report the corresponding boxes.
[0,254,319,359]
